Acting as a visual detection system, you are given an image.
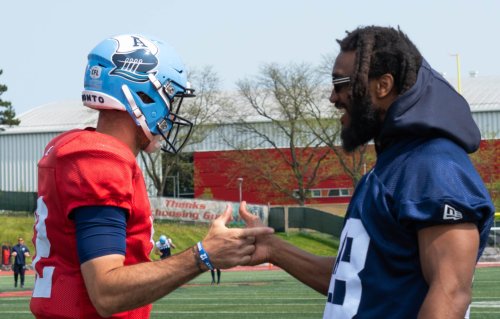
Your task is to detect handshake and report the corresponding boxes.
[195,201,275,271]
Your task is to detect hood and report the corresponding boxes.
[376,60,481,154]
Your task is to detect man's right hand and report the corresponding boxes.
[238,201,276,266]
[201,204,274,269]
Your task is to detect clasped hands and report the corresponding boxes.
[199,201,274,270]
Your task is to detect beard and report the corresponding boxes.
[341,93,383,152]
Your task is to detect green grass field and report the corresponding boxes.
[0,216,339,264]
[1,215,499,318]
[1,267,499,318]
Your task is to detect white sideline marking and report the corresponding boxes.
[156,297,324,300]
[151,311,323,314]
[471,301,500,308]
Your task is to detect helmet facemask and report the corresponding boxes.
[145,74,195,154]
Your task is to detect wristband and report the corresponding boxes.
[197,241,214,270]
[191,246,205,273]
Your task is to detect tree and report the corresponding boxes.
[470,137,500,209]
[0,69,20,126]
[140,66,226,196]
[221,63,334,206]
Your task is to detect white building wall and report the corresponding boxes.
[1,89,499,194]
[0,131,155,193]
[0,132,55,192]
[472,111,500,139]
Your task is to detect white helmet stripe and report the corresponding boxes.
[82,90,127,111]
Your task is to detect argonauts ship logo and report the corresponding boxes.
[111,35,159,82]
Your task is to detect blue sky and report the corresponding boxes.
[1,0,499,114]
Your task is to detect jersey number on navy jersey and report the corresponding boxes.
[324,218,370,319]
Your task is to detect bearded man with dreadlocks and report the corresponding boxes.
[239,25,494,319]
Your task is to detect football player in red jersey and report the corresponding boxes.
[30,34,273,319]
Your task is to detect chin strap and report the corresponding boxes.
[121,76,193,154]
[121,84,160,153]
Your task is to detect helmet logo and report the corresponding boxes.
[90,66,102,79]
[111,35,159,82]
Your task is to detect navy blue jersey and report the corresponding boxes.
[11,244,30,266]
[324,137,493,318]
[323,60,494,318]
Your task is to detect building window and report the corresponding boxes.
[311,189,321,198]
[293,188,352,199]
[328,189,340,197]
[326,188,351,197]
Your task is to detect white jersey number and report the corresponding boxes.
[324,218,370,319]
[32,197,55,298]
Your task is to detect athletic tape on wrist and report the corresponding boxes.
[197,241,214,270]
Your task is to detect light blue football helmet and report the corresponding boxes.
[82,34,194,153]
[159,235,167,244]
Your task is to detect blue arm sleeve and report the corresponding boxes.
[72,206,127,265]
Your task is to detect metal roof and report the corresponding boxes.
[2,75,499,135]
[1,100,98,134]
[0,77,499,192]
[447,75,500,112]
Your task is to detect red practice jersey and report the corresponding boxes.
[30,128,154,319]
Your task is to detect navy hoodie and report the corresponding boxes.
[376,59,481,154]
[323,60,494,319]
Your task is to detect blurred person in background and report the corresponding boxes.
[155,234,176,260]
[2,242,12,270]
[211,268,221,285]
[11,237,30,288]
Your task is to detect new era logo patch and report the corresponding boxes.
[443,204,463,221]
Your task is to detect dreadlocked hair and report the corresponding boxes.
[337,26,422,100]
